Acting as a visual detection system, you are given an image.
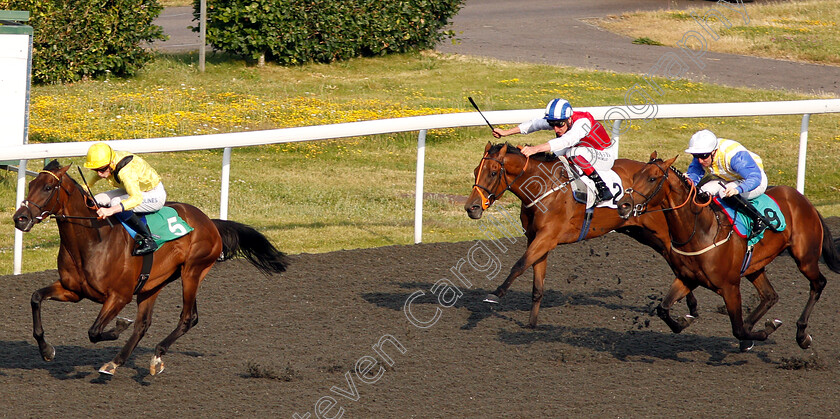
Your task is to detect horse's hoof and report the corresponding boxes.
[99,362,118,375]
[797,334,813,349]
[150,356,165,375]
[114,317,134,333]
[41,344,55,362]
[677,314,696,328]
[483,294,500,304]
[764,318,783,333]
[739,340,755,352]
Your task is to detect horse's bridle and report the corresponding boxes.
[19,170,66,222]
[471,151,529,210]
[19,169,99,222]
[622,159,673,217]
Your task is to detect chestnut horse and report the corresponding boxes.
[464,142,700,327]
[617,152,840,350]
[13,160,288,375]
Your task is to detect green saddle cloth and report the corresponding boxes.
[142,207,194,247]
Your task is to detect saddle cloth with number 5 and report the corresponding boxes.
[118,206,194,248]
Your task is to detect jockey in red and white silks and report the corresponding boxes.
[517,108,615,174]
[495,98,616,202]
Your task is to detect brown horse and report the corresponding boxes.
[464,142,700,327]
[617,152,840,350]
[12,160,288,375]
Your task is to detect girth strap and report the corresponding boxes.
[133,252,153,294]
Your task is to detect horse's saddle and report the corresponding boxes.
[713,195,786,246]
[561,158,623,209]
[117,206,194,249]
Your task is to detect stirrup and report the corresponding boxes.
[595,186,614,203]
[132,237,158,256]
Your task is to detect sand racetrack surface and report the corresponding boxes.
[2,217,840,418]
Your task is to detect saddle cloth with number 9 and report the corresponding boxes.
[119,206,194,248]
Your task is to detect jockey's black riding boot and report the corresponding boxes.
[123,212,158,256]
[588,171,614,203]
[723,194,774,236]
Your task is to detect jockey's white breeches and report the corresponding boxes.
[700,171,767,200]
[95,182,167,214]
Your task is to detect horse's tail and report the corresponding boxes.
[819,214,840,274]
[212,219,289,275]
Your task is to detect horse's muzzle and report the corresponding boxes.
[616,201,633,220]
[465,204,484,220]
[12,206,36,232]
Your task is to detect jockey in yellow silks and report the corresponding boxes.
[83,142,167,255]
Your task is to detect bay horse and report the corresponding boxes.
[617,152,840,350]
[12,160,288,375]
[464,142,701,327]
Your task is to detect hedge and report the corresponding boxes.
[193,0,464,65]
[0,0,165,84]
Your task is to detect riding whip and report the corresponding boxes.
[468,96,496,132]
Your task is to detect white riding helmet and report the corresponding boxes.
[544,98,573,121]
[685,129,719,154]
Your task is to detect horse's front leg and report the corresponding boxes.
[718,282,780,352]
[684,290,699,318]
[527,254,548,328]
[31,281,82,361]
[742,269,781,333]
[100,289,162,376]
[88,294,132,344]
[656,278,697,333]
[485,232,557,308]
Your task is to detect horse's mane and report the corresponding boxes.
[489,142,559,162]
[648,157,692,190]
[44,159,61,171]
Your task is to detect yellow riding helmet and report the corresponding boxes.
[84,142,114,169]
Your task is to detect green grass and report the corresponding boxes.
[2,51,839,275]
[632,37,664,46]
[593,0,840,66]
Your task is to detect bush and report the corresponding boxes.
[194,0,464,65]
[0,0,165,84]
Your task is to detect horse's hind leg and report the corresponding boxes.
[793,264,827,349]
[527,254,548,328]
[150,264,212,375]
[742,269,781,333]
[656,278,696,333]
[31,281,81,361]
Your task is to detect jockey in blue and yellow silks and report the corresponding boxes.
[684,129,773,235]
[83,142,167,255]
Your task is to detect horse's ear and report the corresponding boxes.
[499,143,508,157]
[484,141,492,152]
[649,151,658,161]
[663,154,679,168]
[58,165,72,176]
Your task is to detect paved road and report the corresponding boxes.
[154,0,840,96]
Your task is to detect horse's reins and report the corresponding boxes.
[623,161,705,217]
[624,160,727,255]
[472,150,530,210]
